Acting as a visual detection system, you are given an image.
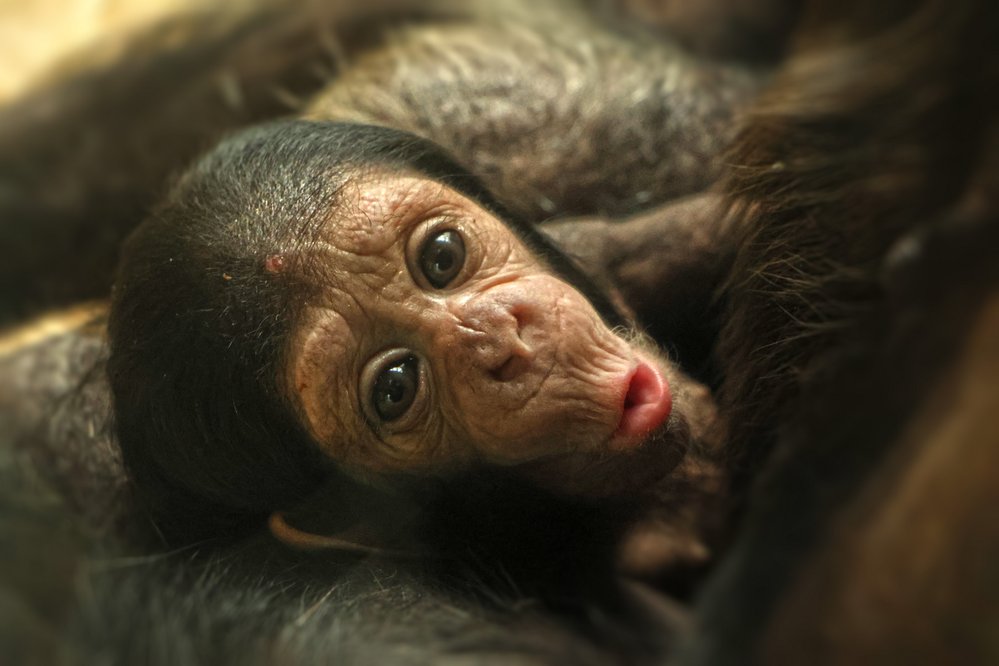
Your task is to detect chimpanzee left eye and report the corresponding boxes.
[419,229,465,288]
[371,354,420,423]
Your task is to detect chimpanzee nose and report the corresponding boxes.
[449,290,534,382]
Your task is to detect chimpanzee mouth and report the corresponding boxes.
[610,360,673,450]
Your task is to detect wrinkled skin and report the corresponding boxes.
[289,173,692,485]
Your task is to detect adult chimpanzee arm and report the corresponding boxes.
[306,11,765,221]
[0,0,765,326]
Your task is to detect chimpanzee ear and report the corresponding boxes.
[266,479,426,557]
[268,512,420,557]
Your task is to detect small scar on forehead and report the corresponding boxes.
[265,254,286,273]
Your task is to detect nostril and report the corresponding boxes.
[509,303,531,339]
[490,354,531,382]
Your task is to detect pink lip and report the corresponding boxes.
[609,360,673,451]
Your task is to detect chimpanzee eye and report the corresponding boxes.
[419,229,465,288]
[371,354,420,423]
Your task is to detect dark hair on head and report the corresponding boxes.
[108,119,625,543]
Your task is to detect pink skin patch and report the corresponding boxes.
[265,254,286,273]
[609,359,673,451]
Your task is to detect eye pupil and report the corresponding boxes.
[419,229,465,288]
[373,355,419,422]
[434,253,453,272]
[386,379,405,403]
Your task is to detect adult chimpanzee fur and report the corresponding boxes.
[683,0,999,662]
